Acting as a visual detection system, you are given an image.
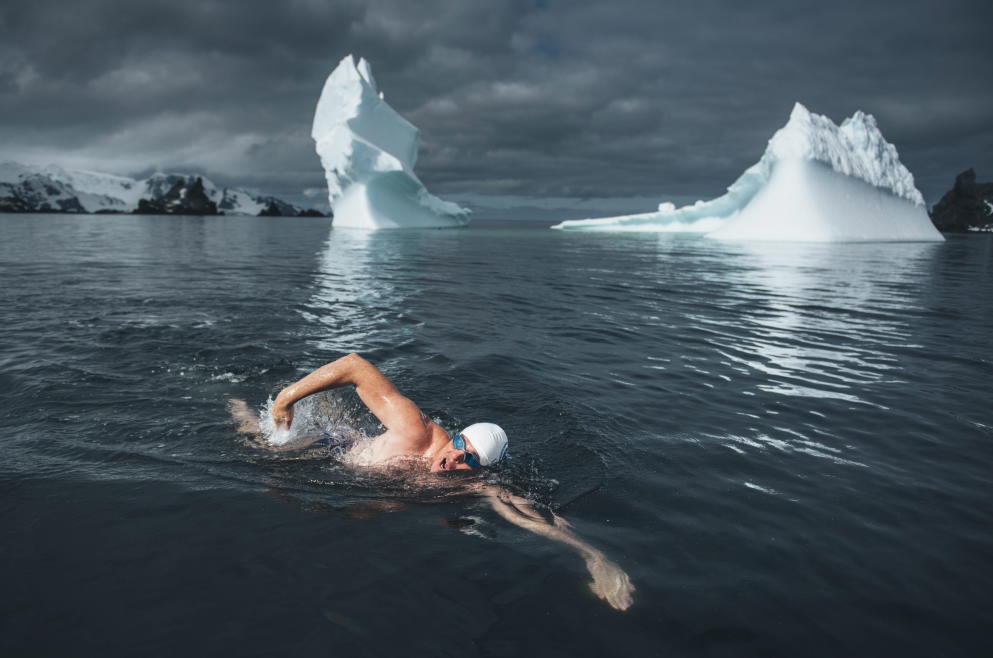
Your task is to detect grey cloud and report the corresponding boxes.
[1,0,991,210]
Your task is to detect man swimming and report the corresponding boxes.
[229,353,634,610]
[273,352,507,471]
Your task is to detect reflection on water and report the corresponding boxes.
[721,241,941,404]
[301,229,416,354]
[597,235,953,473]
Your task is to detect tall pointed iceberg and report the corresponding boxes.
[553,103,943,242]
[312,55,470,229]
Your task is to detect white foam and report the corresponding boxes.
[257,390,379,452]
[258,395,316,446]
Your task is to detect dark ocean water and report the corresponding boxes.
[1,213,991,657]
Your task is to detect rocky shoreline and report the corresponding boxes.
[929,169,993,232]
[0,163,328,217]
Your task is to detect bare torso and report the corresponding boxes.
[343,420,450,467]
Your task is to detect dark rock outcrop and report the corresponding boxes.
[0,176,86,213]
[135,176,219,215]
[258,198,299,216]
[297,208,329,217]
[0,184,32,212]
[929,169,993,232]
[257,199,329,217]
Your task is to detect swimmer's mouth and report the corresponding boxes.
[435,456,464,473]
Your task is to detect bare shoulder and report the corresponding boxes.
[367,417,439,459]
[409,416,445,449]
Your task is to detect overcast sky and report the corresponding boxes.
[2,0,991,214]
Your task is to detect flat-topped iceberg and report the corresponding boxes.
[312,55,470,230]
[553,103,943,242]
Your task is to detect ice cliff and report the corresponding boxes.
[311,55,470,229]
[552,103,943,242]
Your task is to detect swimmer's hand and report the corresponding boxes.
[584,551,635,611]
[272,394,294,430]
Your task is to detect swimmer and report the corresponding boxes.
[229,352,634,610]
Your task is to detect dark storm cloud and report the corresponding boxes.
[1,0,991,209]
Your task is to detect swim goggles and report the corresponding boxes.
[451,432,481,469]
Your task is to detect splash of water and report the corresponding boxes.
[258,389,377,447]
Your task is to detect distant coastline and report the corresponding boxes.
[0,162,329,218]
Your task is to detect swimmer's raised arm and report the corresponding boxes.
[273,354,429,439]
[482,485,635,611]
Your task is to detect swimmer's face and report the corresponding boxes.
[431,436,481,473]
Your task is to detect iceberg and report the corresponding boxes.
[552,103,943,242]
[311,55,470,230]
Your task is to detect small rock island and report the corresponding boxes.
[929,169,993,232]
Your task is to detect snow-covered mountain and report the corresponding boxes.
[312,54,469,229]
[0,162,325,216]
[552,103,942,242]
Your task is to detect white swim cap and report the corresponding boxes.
[461,422,509,467]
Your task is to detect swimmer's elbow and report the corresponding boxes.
[341,352,376,377]
[343,352,368,365]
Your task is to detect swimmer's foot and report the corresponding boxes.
[227,398,260,434]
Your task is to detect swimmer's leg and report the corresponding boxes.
[227,398,260,434]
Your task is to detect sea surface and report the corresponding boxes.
[1,213,991,657]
